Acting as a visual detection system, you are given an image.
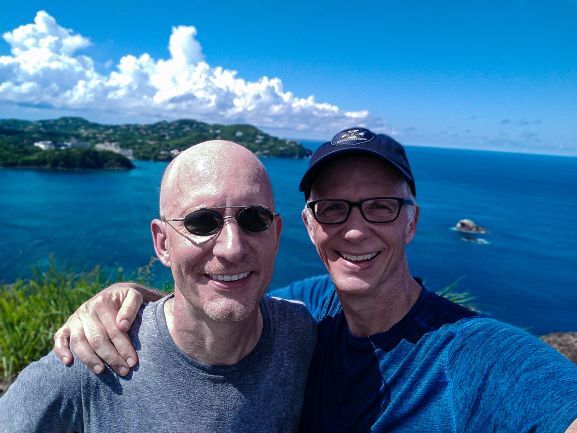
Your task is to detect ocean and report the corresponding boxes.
[0,145,575,335]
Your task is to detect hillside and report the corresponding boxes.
[0,146,135,170]
[0,117,312,162]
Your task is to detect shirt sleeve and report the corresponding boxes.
[268,274,335,315]
[446,319,577,433]
[0,351,83,433]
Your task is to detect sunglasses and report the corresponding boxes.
[163,205,278,237]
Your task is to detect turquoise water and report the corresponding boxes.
[0,146,575,334]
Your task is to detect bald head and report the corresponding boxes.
[159,140,274,217]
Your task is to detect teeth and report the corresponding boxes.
[341,252,378,262]
[210,272,250,282]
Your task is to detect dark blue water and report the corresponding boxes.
[0,146,575,335]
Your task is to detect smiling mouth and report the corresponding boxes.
[340,252,379,262]
[208,272,251,282]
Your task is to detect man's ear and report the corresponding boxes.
[151,219,171,267]
[302,208,317,246]
[405,205,420,244]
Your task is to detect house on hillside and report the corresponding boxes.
[33,140,91,151]
[94,142,134,159]
[33,141,56,150]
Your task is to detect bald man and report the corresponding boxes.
[0,141,316,433]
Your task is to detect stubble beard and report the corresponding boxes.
[203,297,258,322]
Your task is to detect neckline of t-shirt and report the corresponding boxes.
[153,294,272,375]
[343,287,431,349]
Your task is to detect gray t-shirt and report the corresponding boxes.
[0,295,317,433]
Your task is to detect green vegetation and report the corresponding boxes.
[437,282,478,312]
[0,263,103,383]
[0,145,134,169]
[0,117,312,162]
[0,259,169,386]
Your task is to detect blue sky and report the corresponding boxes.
[1,0,576,155]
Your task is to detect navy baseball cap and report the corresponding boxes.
[299,127,416,198]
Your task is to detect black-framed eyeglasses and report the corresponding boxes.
[306,197,414,225]
[163,205,278,237]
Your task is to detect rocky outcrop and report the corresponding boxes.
[541,332,577,364]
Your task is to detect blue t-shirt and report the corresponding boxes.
[271,275,577,433]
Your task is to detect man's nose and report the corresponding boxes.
[212,218,248,260]
[342,206,371,241]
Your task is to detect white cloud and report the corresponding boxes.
[168,26,204,65]
[3,11,91,56]
[0,11,386,134]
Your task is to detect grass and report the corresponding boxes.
[0,262,111,382]
[0,258,163,384]
[436,278,479,312]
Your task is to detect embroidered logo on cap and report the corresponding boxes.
[331,128,375,146]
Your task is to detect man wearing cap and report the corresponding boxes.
[51,129,577,432]
[0,141,316,432]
